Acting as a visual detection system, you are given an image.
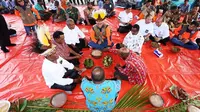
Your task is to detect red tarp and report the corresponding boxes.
[0,7,200,110]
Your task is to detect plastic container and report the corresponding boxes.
[154,49,163,58]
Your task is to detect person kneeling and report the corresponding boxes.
[88,9,114,50]
[42,46,81,93]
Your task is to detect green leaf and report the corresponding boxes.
[19,99,28,112]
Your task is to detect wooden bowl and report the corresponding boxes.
[91,50,102,59]
[149,94,164,108]
[50,92,67,108]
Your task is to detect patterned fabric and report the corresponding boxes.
[123,31,144,54]
[66,6,79,21]
[81,78,121,112]
[52,40,70,60]
[118,51,147,85]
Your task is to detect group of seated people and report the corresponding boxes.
[1,0,200,111]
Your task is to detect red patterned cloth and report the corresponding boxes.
[117,51,147,85]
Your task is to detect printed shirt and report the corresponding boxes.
[81,78,121,112]
[118,51,147,85]
[63,25,85,45]
[52,40,70,60]
[123,31,144,54]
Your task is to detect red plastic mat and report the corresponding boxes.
[0,7,200,110]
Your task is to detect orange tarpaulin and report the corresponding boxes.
[0,7,200,110]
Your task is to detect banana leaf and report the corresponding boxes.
[113,85,154,111]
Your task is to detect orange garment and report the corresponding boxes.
[153,14,162,22]
[15,7,41,26]
[181,32,198,41]
[174,25,182,36]
[139,13,144,20]
[61,0,67,10]
[90,25,112,46]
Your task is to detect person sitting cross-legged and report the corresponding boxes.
[150,17,170,45]
[88,9,114,50]
[81,67,121,112]
[136,13,154,41]
[66,2,83,24]
[121,24,144,55]
[35,0,52,21]
[171,21,199,50]
[63,18,88,53]
[52,31,82,66]
[117,4,133,33]
[111,47,148,85]
[103,0,115,18]
[41,46,82,93]
[83,2,96,25]
[52,1,66,23]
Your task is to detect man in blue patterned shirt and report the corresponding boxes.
[81,67,121,112]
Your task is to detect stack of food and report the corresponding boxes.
[170,85,189,101]
[91,50,102,59]
[149,94,164,108]
[171,46,181,53]
[84,58,94,69]
[103,56,113,67]
[151,42,160,48]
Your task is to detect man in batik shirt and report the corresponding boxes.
[81,67,121,112]
[112,47,147,85]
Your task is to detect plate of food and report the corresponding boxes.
[169,85,189,101]
[50,92,67,108]
[91,50,102,59]
[149,94,164,108]
[84,58,94,69]
[151,42,160,48]
[103,56,113,67]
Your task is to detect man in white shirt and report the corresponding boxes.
[63,18,88,53]
[41,46,81,92]
[150,17,170,45]
[117,4,133,33]
[123,24,144,54]
[136,14,153,41]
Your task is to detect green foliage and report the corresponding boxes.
[113,85,154,111]
[158,95,200,112]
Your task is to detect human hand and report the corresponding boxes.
[73,78,81,83]
[76,20,80,24]
[154,37,161,42]
[98,40,102,44]
[178,35,182,39]
[115,64,121,68]
[78,68,86,74]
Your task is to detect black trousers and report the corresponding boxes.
[68,53,80,66]
[51,69,79,91]
[68,38,88,53]
[84,18,96,25]
[117,24,132,33]
[149,35,170,45]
